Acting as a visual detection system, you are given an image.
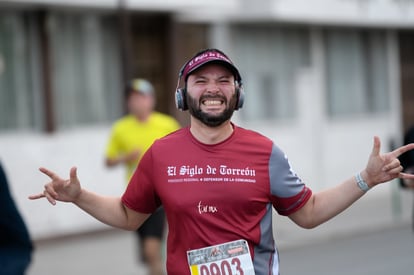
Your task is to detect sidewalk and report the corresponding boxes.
[274,186,413,248]
[27,187,413,275]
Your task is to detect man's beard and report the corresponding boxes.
[187,93,238,127]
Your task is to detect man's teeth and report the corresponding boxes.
[203,100,222,105]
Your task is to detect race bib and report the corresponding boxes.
[187,239,255,275]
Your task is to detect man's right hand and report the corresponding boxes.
[28,166,82,205]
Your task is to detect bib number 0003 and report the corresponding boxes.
[187,239,255,275]
[198,257,244,275]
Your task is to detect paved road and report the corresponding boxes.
[27,223,413,275]
[279,224,414,275]
[27,229,148,275]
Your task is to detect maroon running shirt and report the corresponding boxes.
[122,124,312,275]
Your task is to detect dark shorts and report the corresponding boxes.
[136,207,166,240]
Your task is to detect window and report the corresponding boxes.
[234,25,310,121]
[0,12,40,131]
[324,29,389,117]
[0,11,123,132]
[48,13,122,128]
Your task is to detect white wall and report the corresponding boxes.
[0,126,127,240]
[181,0,414,27]
[271,0,414,26]
[2,0,238,13]
[4,0,414,27]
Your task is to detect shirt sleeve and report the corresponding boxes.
[121,146,160,214]
[268,144,312,216]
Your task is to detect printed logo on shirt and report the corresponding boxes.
[166,164,257,184]
[198,201,218,214]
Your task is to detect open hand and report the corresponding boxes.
[363,136,414,187]
[28,166,82,205]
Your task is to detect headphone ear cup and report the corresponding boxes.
[175,88,188,111]
[235,86,245,110]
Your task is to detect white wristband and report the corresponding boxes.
[355,173,370,192]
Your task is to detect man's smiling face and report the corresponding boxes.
[186,63,238,127]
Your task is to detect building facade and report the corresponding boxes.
[0,0,413,239]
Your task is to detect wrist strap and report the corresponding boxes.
[355,173,370,192]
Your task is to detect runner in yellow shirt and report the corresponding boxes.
[105,78,180,275]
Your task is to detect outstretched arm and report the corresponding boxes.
[289,136,414,229]
[29,167,149,231]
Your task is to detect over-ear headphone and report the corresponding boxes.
[174,63,189,111]
[175,49,245,111]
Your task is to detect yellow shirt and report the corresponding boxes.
[105,112,180,181]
